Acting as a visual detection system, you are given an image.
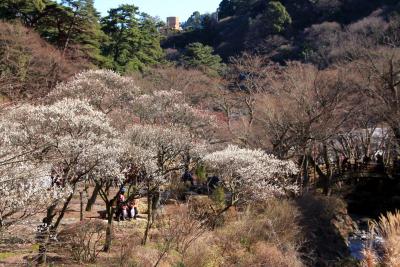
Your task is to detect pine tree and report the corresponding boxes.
[218,0,248,19]
[184,11,203,30]
[37,0,106,65]
[66,0,109,66]
[0,0,106,66]
[101,5,163,72]
[182,42,224,76]
[0,0,57,27]
[262,1,292,34]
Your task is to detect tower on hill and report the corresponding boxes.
[166,17,180,30]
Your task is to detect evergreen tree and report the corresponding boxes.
[181,42,224,76]
[137,13,164,67]
[0,0,58,27]
[69,0,109,66]
[101,5,163,72]
[218,0,235,19]
[262,1,292,34]
[218,0,248,19]
[184,11,203,30]
[38,0,106,65]
[0,0,106,66]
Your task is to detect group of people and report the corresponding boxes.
[341,152,385,173]
[114,170,223,222]
[116,188,139,221]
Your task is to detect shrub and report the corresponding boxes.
[296,194,353,266]
[243,242,303,267]
[188,195,225,228]
[195,165,207,184]
[112,232,142,267]
[211,186,226,208]
[181,42,225,76]
[214,199,304,266]
[166,175,188,201]
[58,220,106,263]
[217,199,302,250]
[252,199,303,249]
[153,205,207,263]
[0,21,83,99]
[182,236,223,267]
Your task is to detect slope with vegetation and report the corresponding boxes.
[164,0,400,62]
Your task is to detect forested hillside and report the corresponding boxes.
[1,1,400,267]
[0,0,163,99]
[164,0,400,62]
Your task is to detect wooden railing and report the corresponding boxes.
[310,162,400,184]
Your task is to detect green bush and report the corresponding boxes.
[181,42,225,76]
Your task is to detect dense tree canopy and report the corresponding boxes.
[262,1,292,34]
[218,0,248,19]
[100,5,163,72]
[0,0,106,66]
[0,1,164,72]
[184,11,202,30]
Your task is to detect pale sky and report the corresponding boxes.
[95,0,221,22]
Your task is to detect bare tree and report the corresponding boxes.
[255,62,351,194]
[351,46,400,150]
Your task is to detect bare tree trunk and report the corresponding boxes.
[37,204,57,264]
[392,126,400,150]
[151,191,160,223]
[302,154,309,189]
[86,182,101,211]
[61,8,78,57]
[142,194,153,245]
[37,190,75,264]
[52,191,75,230]
[322,142,332,196]
[103,203,114,252]
[80,191,84,221]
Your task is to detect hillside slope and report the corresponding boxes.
[163,0,400,61]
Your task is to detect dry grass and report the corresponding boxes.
[369,210,400,267]
[0,21,84,100]
[214,199,304,267]
[57,220,106,264]
[0,190,305,266]
[361,247,379,267]
[182,236,222,267]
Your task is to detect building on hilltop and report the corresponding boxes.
[166,17,181,31]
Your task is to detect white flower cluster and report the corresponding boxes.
[125,124,194,184]
[203,145,299,203]
[48,69,140,114]
[0,162,71,228]
[48,71,216,136]
[134,90,217,133]
[0,98,124,229]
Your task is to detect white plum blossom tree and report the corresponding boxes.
[202,145,299,208]
[48,70,216,136]
[133,90,217,137]
[0,98,123,263]
[47,69,143,131]
[0,161,69,231]
[126,124,193,173]
[87,139,128,252]
[48,69,140,115]
[124,124,202,244]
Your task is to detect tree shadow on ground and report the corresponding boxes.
[296,194,352,267]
